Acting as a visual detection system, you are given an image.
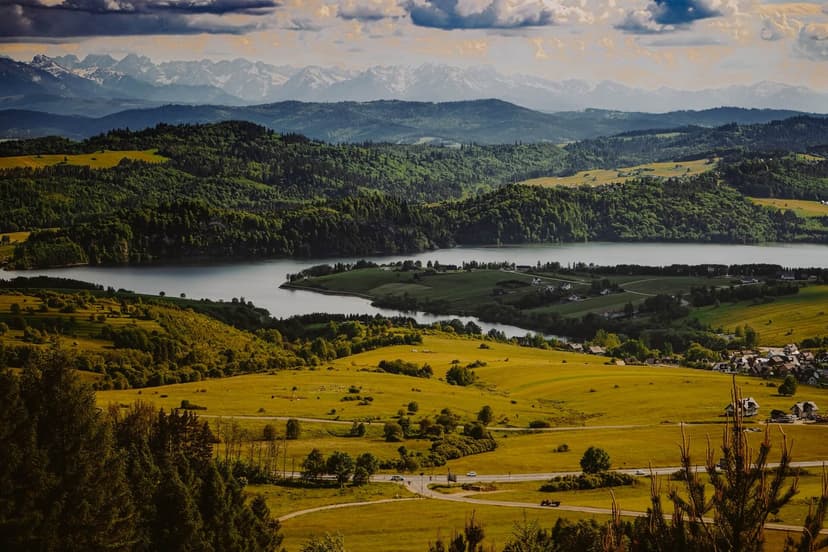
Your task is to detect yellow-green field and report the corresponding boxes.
[251,482,416,518]
[692,285,828,345]
[0,231,30,261]
[94,333,828,549]
[98,335,828,471]
[521,158,717,188]
[278,499,592,552]
[0,149,167,169]
[750,197,828,218]
[454,469,828,527]
[276,494,797,551]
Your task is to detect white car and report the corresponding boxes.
[390,475,404,482]
[635,470,646,476]
[466,471,477,477]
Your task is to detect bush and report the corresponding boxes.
[529,420,551,428]
[540,471,635,492]
[556,443,570,452]
[286,418,301,440]
[580,446,611,473]
[179,399,206,410]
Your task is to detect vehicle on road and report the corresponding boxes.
[635,470,646,476]
[540,500,560,507]
[466,471,477,477]
[390,475,404,482]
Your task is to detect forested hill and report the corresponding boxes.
[2,118,828,268]
[565,116,828,170]
[0,101,816,143]
[0,121,567,203]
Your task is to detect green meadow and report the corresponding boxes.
[295,267,725,320]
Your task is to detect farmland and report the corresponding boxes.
[749,197,828,218]
[95,333,828,550]
[290,266,722,321]
[521,158,717,188]
[692,285,828,345]
[0,149,168,169]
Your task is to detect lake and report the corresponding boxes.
[8,242,828,338]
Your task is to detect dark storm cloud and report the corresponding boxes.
[0,0,277,39]
[616,0,725,35]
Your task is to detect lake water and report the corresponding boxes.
[7,242,828,338]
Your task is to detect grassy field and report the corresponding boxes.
[460,469,828,527]
[276,492,797,551]
[93,332,828,548]
[99,335,828,471]
[0,292,164,351]
[0,231,30,261]
[0,149,168,169]
[250,481,416,518]
[749,197,828,218]
[691,285,828,345]
[278,498,593,552]
[296,267,726,321]
[520,158,717,188]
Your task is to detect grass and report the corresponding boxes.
[521,158,717,188]
[463,469,828,527]
[691,286,828,345]
[0,149,168,169]
[297,267,727,321]
[0,231,30,261]
[278,498,594,552]
[249,481,416,518]
[99,335,828,471]
[276,491,798,551]
[749,197,828,218]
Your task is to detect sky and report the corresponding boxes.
[0,0,827,90]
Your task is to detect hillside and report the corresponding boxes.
[2,118,828,268]
[0,102,817,144]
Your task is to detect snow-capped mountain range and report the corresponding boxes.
[2,53,827,116]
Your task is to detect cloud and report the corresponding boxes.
[283,17,324,31]
[795,22,828,59]
[0,0,277,39]
[403,0,591,30]
[760,13,802,41]
[338,0,405,21]
[616,0,736,34]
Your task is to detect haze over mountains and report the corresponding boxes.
[3,54,828,117]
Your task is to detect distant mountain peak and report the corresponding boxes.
[3,54,828,115]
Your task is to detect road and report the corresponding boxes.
[278,461,828,537]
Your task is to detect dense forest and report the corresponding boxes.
[0,351,283,551]
[3,118,828,268]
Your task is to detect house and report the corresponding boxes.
[567,294,582,302]
[600,288,612,296]
[791,401,819,420]
[559,282,572,291]
[725,397,760,417]
[568,343,584,352]
[588,345,606,355]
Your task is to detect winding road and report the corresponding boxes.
[277,462,828,537]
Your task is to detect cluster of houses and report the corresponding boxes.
[712,344,826,385]
[724,397,822,423]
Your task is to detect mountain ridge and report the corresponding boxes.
[0,100,818,144]
[3,54,828,116]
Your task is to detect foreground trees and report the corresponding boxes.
[0,349,282,551]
